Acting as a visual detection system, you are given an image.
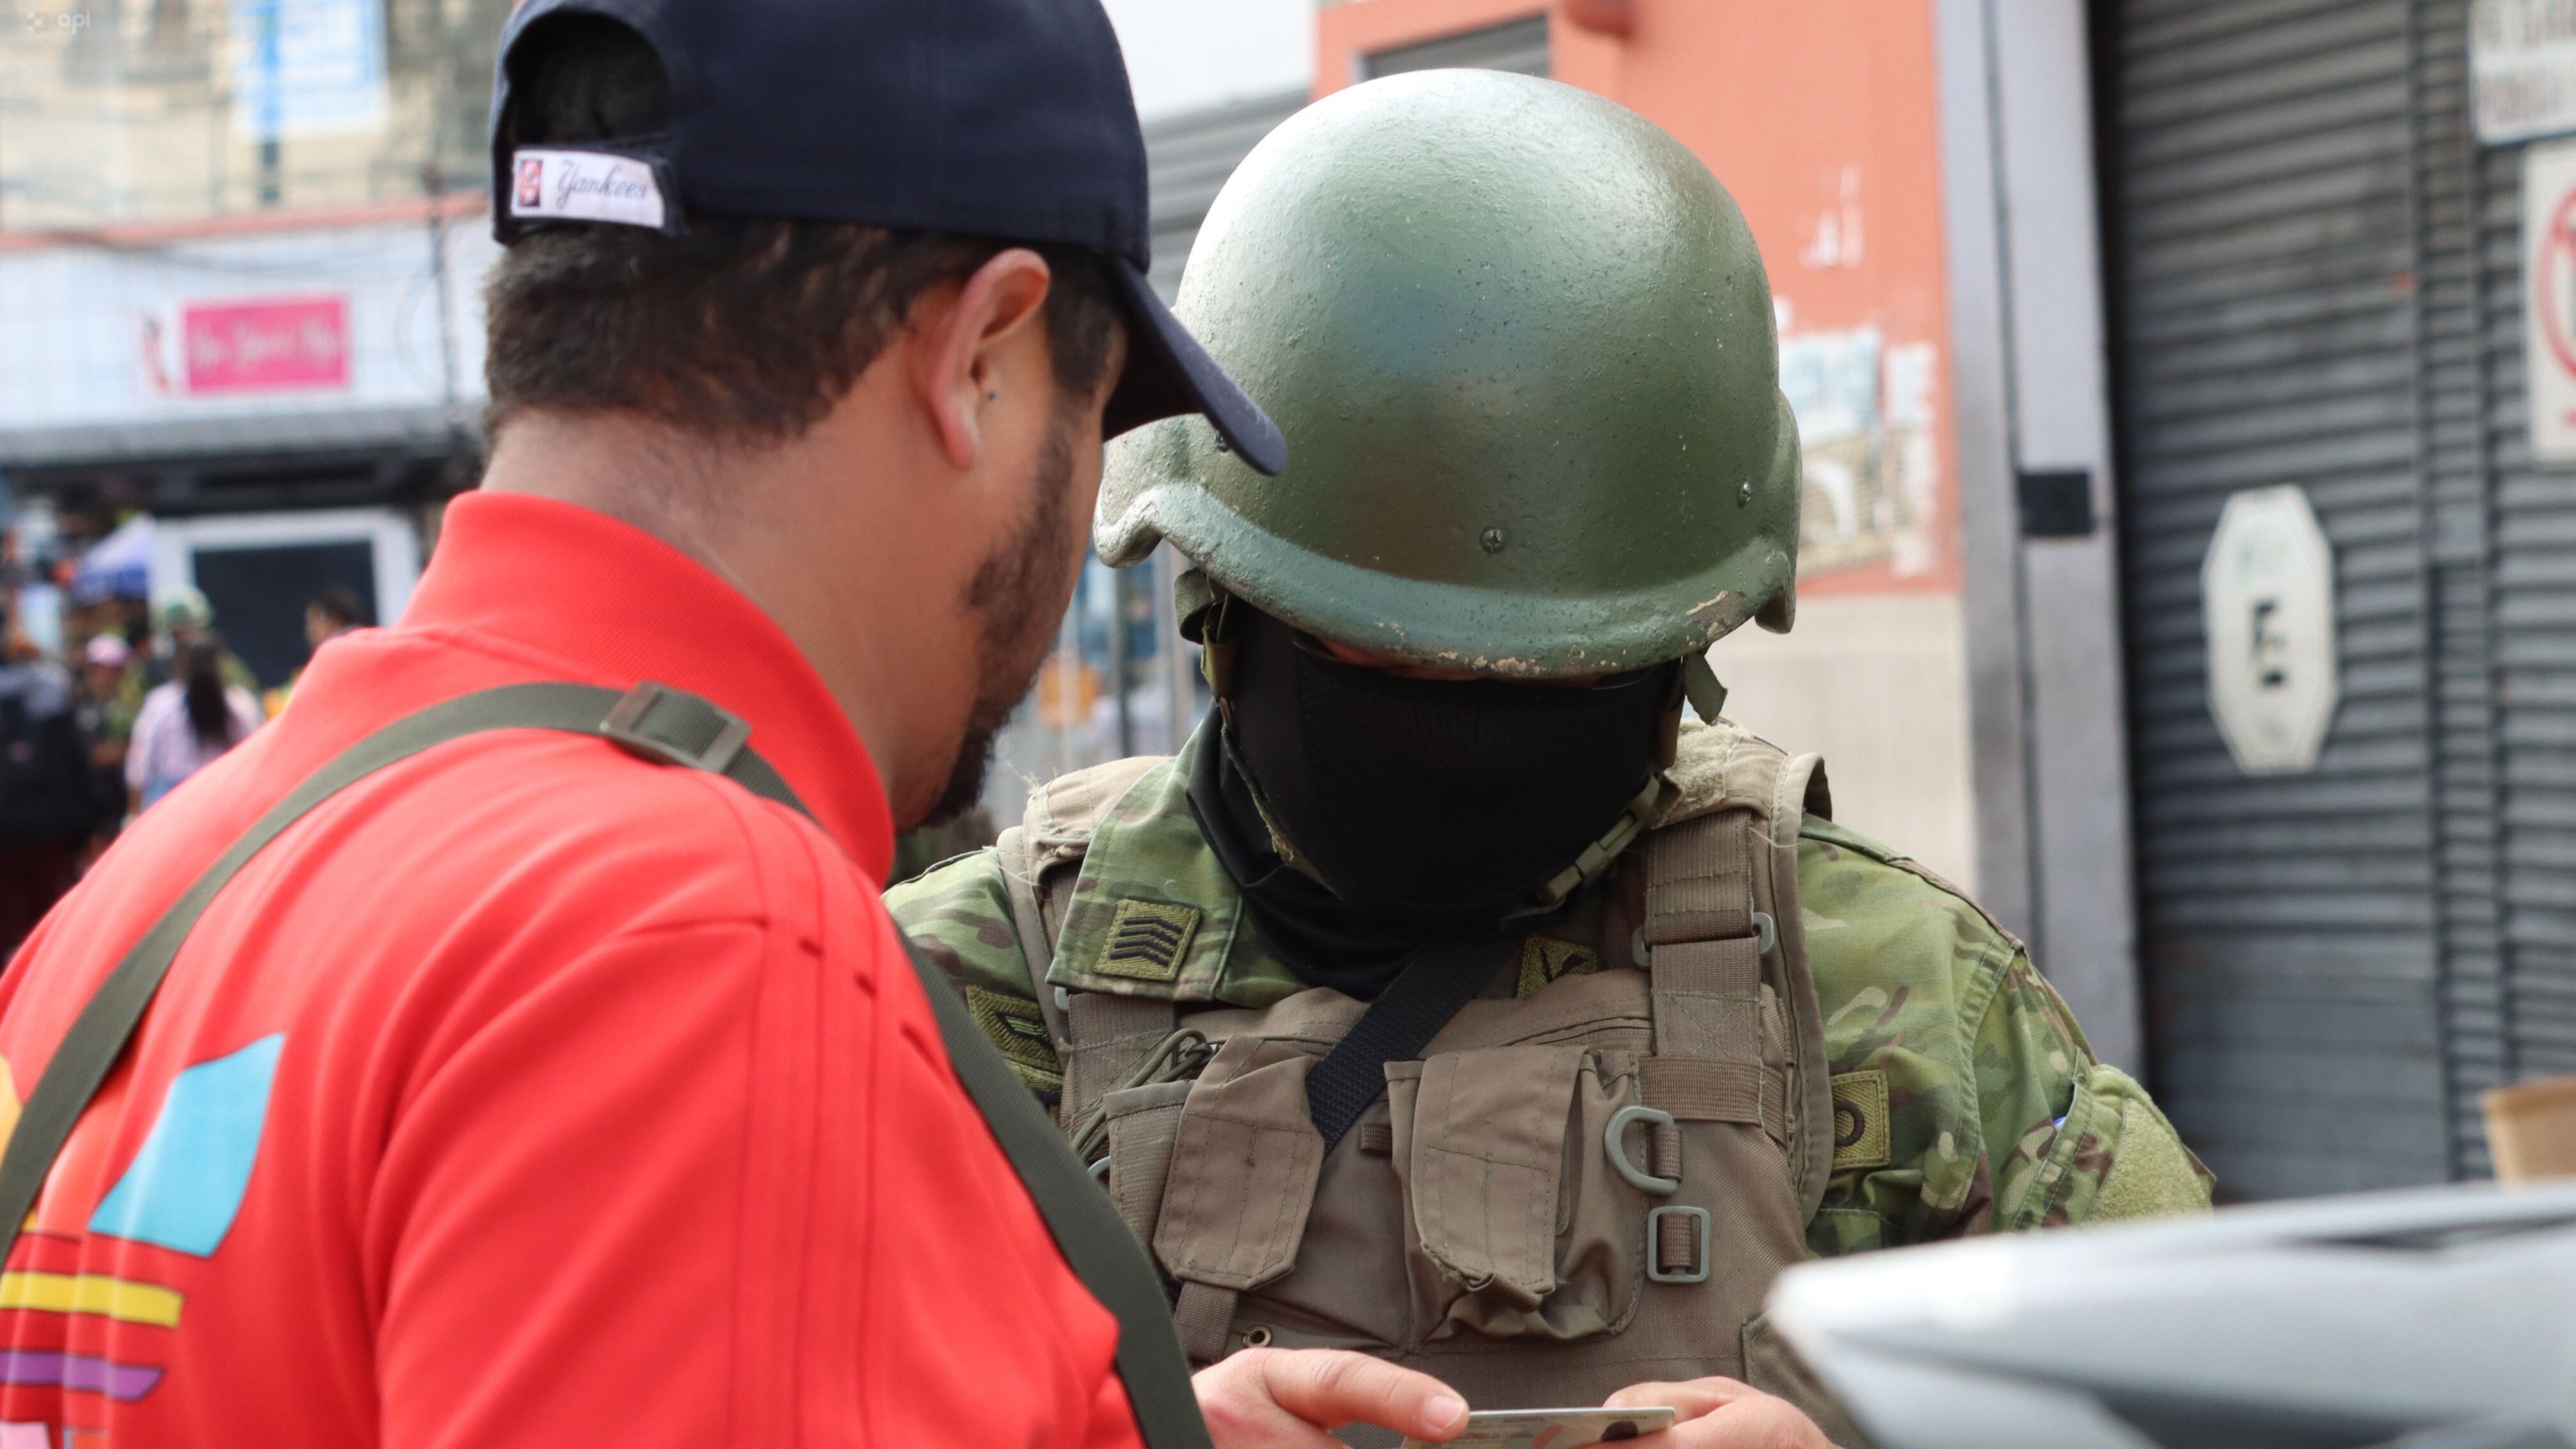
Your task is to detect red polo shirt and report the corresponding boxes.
[0,492,1141,1448]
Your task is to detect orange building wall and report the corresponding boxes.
[1315,0,1960,599]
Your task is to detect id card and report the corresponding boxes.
[1401,1405,1678,1449]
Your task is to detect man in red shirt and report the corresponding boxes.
[0,1,1470,1445]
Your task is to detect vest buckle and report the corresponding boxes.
[1647,1204,1711,1285]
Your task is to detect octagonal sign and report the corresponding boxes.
[2203,486,2338,774]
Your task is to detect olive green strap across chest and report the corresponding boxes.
[0,681,1212,1449]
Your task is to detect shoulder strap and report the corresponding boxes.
[1640,808,1772,1088]
[1063,991,1181,1135]
[0,680,1212,1449]
[998,808,1186,1139]
[1301,936,1509,1155]
[994,824,1074,1064]
[1639,783,1834,1219]
[1635,807,1778,1283]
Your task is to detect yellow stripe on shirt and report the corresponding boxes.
[0,1271,182,1328]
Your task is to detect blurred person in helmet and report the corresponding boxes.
[143,586,258,696]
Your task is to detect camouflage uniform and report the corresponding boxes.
[893,70,2213,1441]
[891,722,2212,1266]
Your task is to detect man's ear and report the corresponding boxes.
[918,248,1055,470]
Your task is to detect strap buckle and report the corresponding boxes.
[600,682,751,774]
[1647,1205,1712,1284]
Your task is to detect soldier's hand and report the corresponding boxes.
[1194,1347,1467,1448]
[1608,1377,1833,1449]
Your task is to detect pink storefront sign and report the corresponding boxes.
[179,296,351,394]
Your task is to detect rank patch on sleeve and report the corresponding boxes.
[966,986,1062,1091]
[1830,1069,1891,1171]
[1095,899,1199,982]
[1516,936,1600,998]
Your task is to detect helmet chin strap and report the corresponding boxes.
[1524,768,1674,916]
[1682,652,1729,723]
[1195,590,1239,698]
[1529,656,1722,910]
[1523,666,1683,916]
[1480,664,1695,917]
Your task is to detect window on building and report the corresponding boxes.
[1,0,511,231]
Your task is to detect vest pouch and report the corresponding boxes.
[1100,1078,1193,1246]
[1387,1043,1645,1343]
[1150,1036,1326,1297]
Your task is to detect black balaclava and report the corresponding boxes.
[1188,723,1437,997]
[1193,605,1674,985]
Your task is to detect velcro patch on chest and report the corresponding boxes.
[1096,899,1200,982]
[1830,1069,1892,1171]
[966,985,1062,1089]
[1516,936,1601,998]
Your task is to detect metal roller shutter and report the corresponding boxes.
[2468,29,2576,1130]
[2411,0,2508,1181]
[1140,16,1547,308]
[1140,89,1310,303]
[1360,15,1550,81]
[2104,0,2451,1197]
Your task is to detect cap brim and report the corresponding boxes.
[1099,262,1285,476]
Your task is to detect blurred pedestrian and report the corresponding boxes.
[126,634,260,812]
[0,609,104,957]
[305,585,367,650]
[72,632,139,842]
[143,586,259,694]
[266,586,370,717]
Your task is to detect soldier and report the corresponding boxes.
[891,70,2211,1448]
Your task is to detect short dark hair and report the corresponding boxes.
[309,586,367,629]
[482,16,1125,444]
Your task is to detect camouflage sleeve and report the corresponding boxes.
[1975,952,2211,1230]
[881,848,1065,1098]
[1802,826,2211,1258]
[1815,941,2212,1254]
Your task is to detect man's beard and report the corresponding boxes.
[913,408,1084,828]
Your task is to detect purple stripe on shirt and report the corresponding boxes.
[0,1350,162,1401]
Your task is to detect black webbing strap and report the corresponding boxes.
[0,680,1212,1449]
[1303,936,1508,1157]
[896,936,1211,1448]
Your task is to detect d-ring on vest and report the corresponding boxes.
[0,682,1213,1449]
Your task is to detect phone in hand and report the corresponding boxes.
[1401,1405,1679,1449]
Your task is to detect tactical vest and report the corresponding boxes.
[995,722,1838,1436]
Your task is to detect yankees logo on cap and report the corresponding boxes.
[506,148,674,232]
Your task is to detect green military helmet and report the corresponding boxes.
[1097,68,1801,680]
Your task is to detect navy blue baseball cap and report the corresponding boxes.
[487,0,1285,475]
